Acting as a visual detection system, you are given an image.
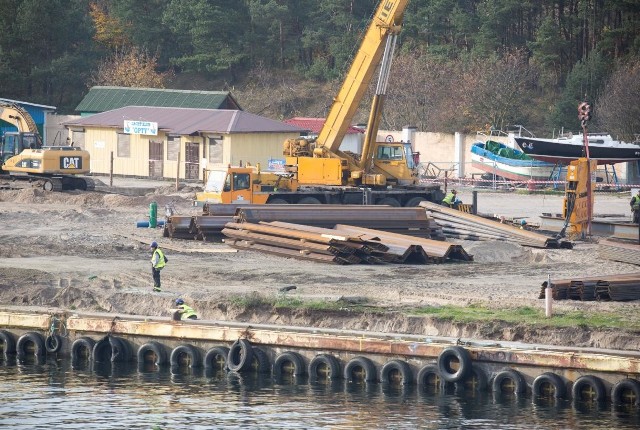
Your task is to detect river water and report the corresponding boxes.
[0,357,638,429]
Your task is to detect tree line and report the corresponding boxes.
[0,0,638,139]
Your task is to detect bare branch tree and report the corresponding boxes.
[595,60,640,141]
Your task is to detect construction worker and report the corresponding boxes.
[442,189,460,209]
[150,241,166,292]
[631,190,640,224]
[174,298,198,320]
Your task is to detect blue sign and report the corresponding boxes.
[268,158,285,172]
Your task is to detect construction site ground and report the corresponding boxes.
[1,177,639,351]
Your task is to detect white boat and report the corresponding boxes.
[470,140,557,181]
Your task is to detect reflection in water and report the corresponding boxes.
[0,357,639,429]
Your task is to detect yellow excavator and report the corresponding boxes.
[197,0,444,206]
[0,102,93,191]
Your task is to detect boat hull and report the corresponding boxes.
[470,142,556,181]
[515,136,640,165]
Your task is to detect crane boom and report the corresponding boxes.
[316,0,408,153]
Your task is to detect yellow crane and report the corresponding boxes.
[197,0,443,206]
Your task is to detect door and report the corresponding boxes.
[185,142,200,180]
[149,140,164,178]
[230,172,252,203]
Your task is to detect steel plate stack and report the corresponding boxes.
[539,272,640,301]
[598,239,640,265]
[420,201,573,249]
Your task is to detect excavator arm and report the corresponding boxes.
[0,102,41,135]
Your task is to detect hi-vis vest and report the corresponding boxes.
[152,248,166,269]
[442,192,455,205]
[179,304,197,320]
[633,196,640,210]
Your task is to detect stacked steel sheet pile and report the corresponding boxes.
[539,272,640,301]
[233,206,435,238]
[222,220,472,265]
[419,201,573,249]
[163,216,199,240]
[598,239,640,265]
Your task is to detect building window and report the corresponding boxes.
[117,133,130,158]
[208,137,223,164]
[167,136,180,161]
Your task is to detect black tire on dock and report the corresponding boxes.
[71,337,95,364]
[380,359,413,385]
[250,347,271,374]
[492,368,527,395]
[170,344,202,368]
[308,354,342,381]
[344,356,377,383]
[437,346,472,382]
[0,330,16,356]
[532,372,567,399]
[93,336,133,363]
[572,375,606,403]
[611,378,640,406]
[204,346,230,371]
[137,341,168,366]
[417,364,443,388]
[227,339,253,372]
[273,351,306,378]
[45,334,62,354]
[16,331,46,358]
[457,366,488,392]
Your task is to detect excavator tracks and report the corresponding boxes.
[0,175,95,192]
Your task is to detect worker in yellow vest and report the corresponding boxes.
[631,190,640,223]
[174,298,198,320]
[442,189,460,209]
[150,241,166,292]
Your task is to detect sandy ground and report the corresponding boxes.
[1,179,639,350]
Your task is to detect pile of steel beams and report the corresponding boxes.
[234,206,436,238]
[419,201,572,249]
[164,204,444,242]
[539,272,640,301]
[598,239,640,265]
[222,221,472,265]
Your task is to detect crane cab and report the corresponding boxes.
[367,141,418,186]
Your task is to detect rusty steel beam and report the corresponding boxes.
[226,239,355,264]
[334,224,473,261]
[221,228,348,256]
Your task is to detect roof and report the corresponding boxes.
[0,97,56,111]
[75,86,241,113]
[63,106,307,135]
[284,117,364,134]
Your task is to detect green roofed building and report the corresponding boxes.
[75,86,241,116]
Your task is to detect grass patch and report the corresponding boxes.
[412,304,634,329]
[225,293,637,330]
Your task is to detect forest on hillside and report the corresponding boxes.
[0,0,639,139]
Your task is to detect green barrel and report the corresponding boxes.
[149,201,158,228]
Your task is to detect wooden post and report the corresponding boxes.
[545,274,553,317]
[176,151,181,191]
[109,151,114,187]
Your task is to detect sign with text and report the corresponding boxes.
[268,158,285,172]
[124,120,158,136]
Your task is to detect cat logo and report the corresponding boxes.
[60,156,82,170]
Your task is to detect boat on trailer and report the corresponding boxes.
[514,133,640,165]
